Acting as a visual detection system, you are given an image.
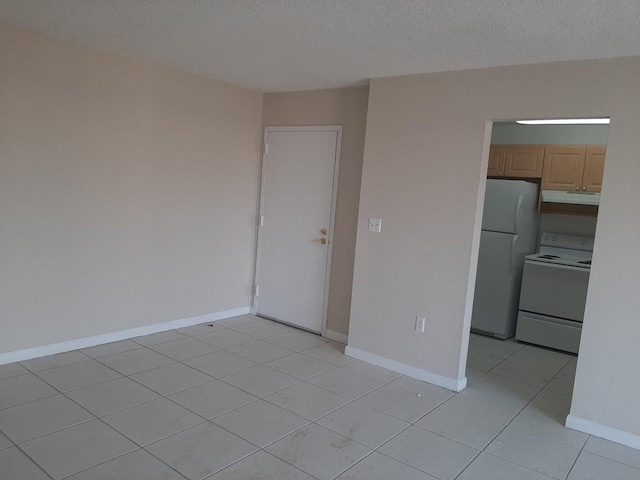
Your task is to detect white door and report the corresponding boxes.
[255,127,341,332]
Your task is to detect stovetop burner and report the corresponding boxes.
[577,260,592,265]
[538,254,560,259]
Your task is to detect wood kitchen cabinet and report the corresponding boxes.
[542,145,606,192]
[488,145,544,178]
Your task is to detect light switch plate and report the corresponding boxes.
[368,218,382,233]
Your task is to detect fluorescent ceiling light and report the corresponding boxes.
[515,118,610,125]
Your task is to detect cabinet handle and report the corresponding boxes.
[582,187,586,191]
[576,186,580,191]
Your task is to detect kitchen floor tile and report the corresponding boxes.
[0,431,12,450]
[415,403,504,449]
[530,388,573,416]
[195,329,256,349]
[301,342,353,365]
[265,331,328,352]
[0,394,94,443]
[221,365,299,398]
[546,370,575,396]
[388,375,454,402]
[215,315,259,328]
[265,352,336,380]
[176,322,224,336]
[466,367,485,383]
[264,381,350,420]
[0,447,50,480]
[378,425,479,480]
[0,374,59,409]
[342,359,402,383]
[510,405,588,449]
[230,320,293,338]
[66,377,159,416]
[183,350,255,378]
[102,397,204,446]
[567,451,640,480]
[335,451,437,480]
[357,385,441,422]
[65,449,187,480]
[266,424,371,480]
[457,452,557,480]
[146,422,257,480]
[168,380,257,419]
[443,386,525,424]
[226,340,294,363]
[20,419,137,479]
[130,363,213,395]
[470,374,542,403]
[583,435,640,469]
[0,362,30,380]
[36,360,121,392]
[132,330,187,347]
[490,360,555,387]
[148,337,219,361]
[80,339,142,358]
[466,351,504,372]
[208,450,315,480]
[316,402,409,449]
[486,426,580,479]
[21,350,91,372]
[97,348,174,375]
[468,336,525,359]
[213,400,308,447]
[507,346,573,373]
[307,367,384,399]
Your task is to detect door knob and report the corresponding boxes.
[321,228,328,235]
[319,238,326,245]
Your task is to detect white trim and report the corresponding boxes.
[566,414,640,450]
[323,329,348,344]
[0,306,250,365]
[345,346,466,392]
[253,125,343,338]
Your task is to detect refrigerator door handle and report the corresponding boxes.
[514,195,523,232]
[510,235,518,272]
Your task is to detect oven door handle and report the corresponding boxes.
[510,235,518,272]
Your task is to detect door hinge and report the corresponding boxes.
[259,215,264,227]
[254,285,260,297]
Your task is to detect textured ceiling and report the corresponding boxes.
[1,1,639,92]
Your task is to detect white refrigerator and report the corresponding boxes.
[471,179,539,338]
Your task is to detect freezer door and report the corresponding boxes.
[471,231,520,338]
[482,179,525,234]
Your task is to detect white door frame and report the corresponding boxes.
[252,125,342,336]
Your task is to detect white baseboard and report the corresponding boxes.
[566,414,640,450]
[0,306,251,365]
[323,329,348,344]
[345,345,466,392]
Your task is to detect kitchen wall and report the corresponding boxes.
[348,57,640,442]
[262,87,369,338]
[0,23,263,355]
[539,214,597,240]
[491,123,610,144]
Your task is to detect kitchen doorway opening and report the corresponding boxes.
[465,118,610,426]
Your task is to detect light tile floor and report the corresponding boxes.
[1,316,639,479]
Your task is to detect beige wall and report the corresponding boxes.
[0,23,263,354]
[349,58,640,437]
[262,87,369,336]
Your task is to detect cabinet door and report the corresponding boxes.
[542,146,586,191]
[504,145,544,178]
[487,146,506,177]
[582,146,606,192]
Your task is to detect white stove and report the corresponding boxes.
[516,233,595,353]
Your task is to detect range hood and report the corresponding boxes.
[541,190,600,206]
